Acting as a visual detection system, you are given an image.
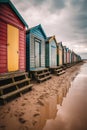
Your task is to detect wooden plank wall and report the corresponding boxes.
[0,4,26,73]
[0,21,7,73]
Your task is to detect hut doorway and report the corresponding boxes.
[7,24,19,72]
[51,46,56,66]
[35,40,41,68]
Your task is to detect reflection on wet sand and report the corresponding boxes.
[31,80,71,130]
[43,62,87,130]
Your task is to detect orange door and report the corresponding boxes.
[7,24,19,71]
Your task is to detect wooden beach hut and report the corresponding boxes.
[66,48,70,64]
[46,36,60,75]
[26,24,51,82]
[69,50,72,64]
[0,0,32,104]
[45,38,65,75]
[71,51,75,64]
[45,36,57,67]
[57,42,63,66]
[63,46,67,65]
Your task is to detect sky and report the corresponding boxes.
[11,0,87,59]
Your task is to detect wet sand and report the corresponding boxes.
[0,62,83,130]
[43,62,87,130]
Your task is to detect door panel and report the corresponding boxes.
[35,41,40,67]
[7,24,19,71]
[51,46,56,66]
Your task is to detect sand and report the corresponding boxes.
[0,63,83,130]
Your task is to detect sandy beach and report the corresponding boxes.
[0,62,83,130]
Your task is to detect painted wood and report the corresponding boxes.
[57,42,63,66]
[35,41,40,67]
[51,40,57,66]
[0,1,27,74]
[63,46,67,64]
[7,24,19,71]
[26,25,47,71]
[19,29,26,71]
[45,36,57,67]
[0,21,7,73]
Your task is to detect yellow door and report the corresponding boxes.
[7,24,19,71]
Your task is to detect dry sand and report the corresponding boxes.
[0,63,83,130]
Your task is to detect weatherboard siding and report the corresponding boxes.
[0,4,24,29]
[46,39,57,67]
[57,44,63,66]
[29,34,45,69]
[0,21,7,73]
[19,29,26,70]
[0,3,26,73]
[41,39,45,67]
[50,40,57,66]
[26,25,46,71]
[45,43,49,67]
[30,34,35,69]
[31,28,45,39]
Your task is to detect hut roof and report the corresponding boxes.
[26,24,47,39]
[0,0,28,28]
[57,41,62,45]
[46,35,57,45]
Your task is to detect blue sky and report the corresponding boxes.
[12,0,87,59]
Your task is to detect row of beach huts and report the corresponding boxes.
[0,0,81,104]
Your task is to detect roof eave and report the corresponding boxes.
[0,0,28,28]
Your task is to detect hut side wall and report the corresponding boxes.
[50,40,57,66]
[59,49,63,65]
[45,43,49,67]
[0,21,7,73]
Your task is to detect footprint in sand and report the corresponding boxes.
[19,125,29,130]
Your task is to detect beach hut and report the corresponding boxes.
[26,24,51,82]
[69,50,72,64]
[46,39,65,75]
[71,51,74,64]
[57,42,63,66]
[45,36,57,67]
[0,0,28,74]
[63,46,67,65]
[66,48,70,64]
[0,0,32,104]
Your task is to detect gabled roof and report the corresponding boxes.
[63,46,67,51]
[27,24,47,39]
[57,41,63,47]
[46,35,57,45]
[0,0,28,28]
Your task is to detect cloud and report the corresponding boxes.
[11,0,87,59]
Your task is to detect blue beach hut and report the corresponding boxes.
[26,24,51,82]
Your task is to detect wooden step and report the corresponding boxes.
[37,71,50,77]
[38,75,51,82]
[0,84,33,100]
[55,68,63,72]
[0,72,28,81]
[57,71,65,76]
[0,78,30,91]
